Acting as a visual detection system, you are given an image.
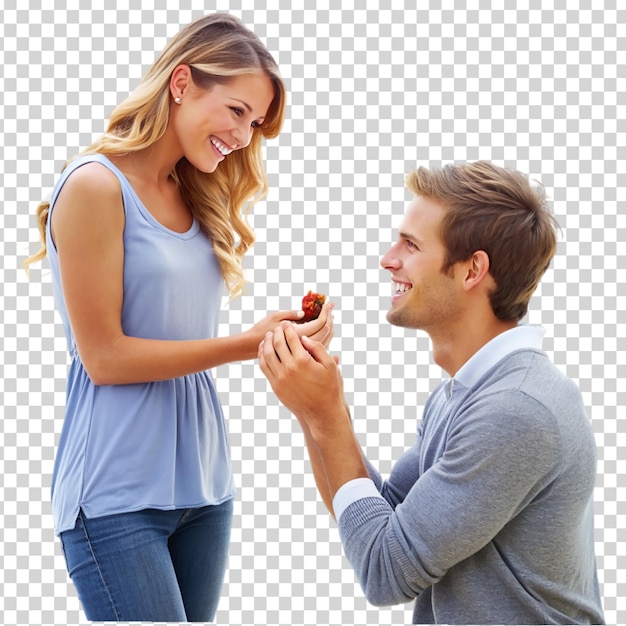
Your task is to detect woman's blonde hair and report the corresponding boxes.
[24,13,286,298]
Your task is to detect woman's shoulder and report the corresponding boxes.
[60,156,122,196]
[52,157,125,218]
[51,157,126,239]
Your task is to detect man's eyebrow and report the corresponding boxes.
[399,230,423,245]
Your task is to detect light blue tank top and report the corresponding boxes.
[47,154,235,535]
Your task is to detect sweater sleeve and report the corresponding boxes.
[337,390,562,607]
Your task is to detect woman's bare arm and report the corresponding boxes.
[51,162,331,385]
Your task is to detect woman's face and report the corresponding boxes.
[171,71,275,173]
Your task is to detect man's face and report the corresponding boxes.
[380,195,462,331]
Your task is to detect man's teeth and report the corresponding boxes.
[211,138,232,156]
[393,282,412,293]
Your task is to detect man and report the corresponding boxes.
[259,161,604,625]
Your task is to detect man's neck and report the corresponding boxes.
[430,319,518,377]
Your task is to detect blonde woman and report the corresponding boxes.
[25,13,332,622]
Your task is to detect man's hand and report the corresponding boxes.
[258,321,348,432]
[259,322,369,505]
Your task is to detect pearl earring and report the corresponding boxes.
[174,97,182,104]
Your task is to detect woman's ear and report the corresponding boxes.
[170,64,192,102]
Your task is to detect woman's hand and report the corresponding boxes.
[292,300,334,349]
[247,300,334,356]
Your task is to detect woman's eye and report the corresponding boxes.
[251,121,261,128]
[231,107,244,116]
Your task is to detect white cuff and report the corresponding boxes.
[333,477,385,522]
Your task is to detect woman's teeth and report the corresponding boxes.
[211,138,232,156]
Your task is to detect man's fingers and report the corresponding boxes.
[261,323,335,394]
[258,332,275,376]
[300,334,333,365]
[278,319,301,342]
[272,323,297,362]
[260,329,289,380]
[281,319,335,368]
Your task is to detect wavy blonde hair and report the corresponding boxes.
[24,13,286,298]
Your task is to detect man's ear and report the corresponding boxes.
[170,64,192,101]
[462,250,491,292]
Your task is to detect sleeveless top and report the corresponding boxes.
[47,154,235,535]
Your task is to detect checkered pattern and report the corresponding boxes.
[1,1,624,624]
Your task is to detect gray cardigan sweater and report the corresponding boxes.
[338,349,604,624]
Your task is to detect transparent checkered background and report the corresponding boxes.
[2,1,624,624]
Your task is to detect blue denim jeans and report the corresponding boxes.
[59,500,233,622]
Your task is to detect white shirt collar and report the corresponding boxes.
[449,325,545,395]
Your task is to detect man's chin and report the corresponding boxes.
[386,306,421,330]
[386,308,408,328]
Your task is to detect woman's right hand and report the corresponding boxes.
[247,300,334,356]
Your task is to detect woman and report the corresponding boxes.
[24,13,332,622]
